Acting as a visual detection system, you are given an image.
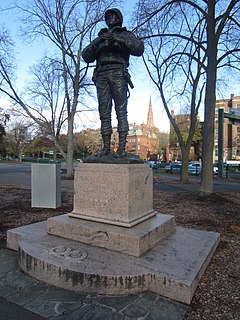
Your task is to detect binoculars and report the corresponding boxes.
[103,39,120,49]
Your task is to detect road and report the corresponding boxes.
[0,162,239,192]
[154,174,240,192]
[0,163,31,185]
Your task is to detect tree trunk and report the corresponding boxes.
[180,148,190,183]
[66,116,74,177]
[200,0,217,194]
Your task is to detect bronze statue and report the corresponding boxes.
[82,8,144,158]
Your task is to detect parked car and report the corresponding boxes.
[213,166,218,175]
[165,162,182,173]
[165,162,202,175]
[188,162,202,175]
[144,161,158,169]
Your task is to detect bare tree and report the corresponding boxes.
[0,27,12,151]
[134,0,240,192]
[0,0,114,176]
[26,57,69,158]
[4,115,34,160]
[0,107,10,142]
[0,108,10,157]
[135,1,205,183]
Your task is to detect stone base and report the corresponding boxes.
[48,213,175,257]
[7,221,220,305]
[82,152,143,164]
[68,210,156,228]
[71,164,154,227]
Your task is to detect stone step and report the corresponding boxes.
[7,221,219,305]
[47,213,175,257]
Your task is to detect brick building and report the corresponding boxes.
[169,110,200,161]
[214,94,240,162]
[126,98,159,159]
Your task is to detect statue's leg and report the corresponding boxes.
[96,74,112,154]
[111,71,129,156]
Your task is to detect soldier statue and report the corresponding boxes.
[82,8,144,158]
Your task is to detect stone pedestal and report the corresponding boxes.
[6,162,220,305]
[57,163,175,256]
[69,163,155,227]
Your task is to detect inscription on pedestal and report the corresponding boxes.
[47,246,88,261]
[70,163,154,227]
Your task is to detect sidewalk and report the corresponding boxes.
[0,249,188,320]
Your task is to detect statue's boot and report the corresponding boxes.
[98,135,111,156]
[116,132,127,157]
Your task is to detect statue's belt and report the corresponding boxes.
[97,63,124,70]
[95,63,133,89]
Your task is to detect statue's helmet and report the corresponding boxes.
[104,8,123,27]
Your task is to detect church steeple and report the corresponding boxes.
[147,96,154,128]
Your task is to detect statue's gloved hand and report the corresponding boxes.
[107,33,124,45]
[92,35,106,46]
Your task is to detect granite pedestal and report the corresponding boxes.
[55,163,175,257]
[6,163,220,305]
[69,163,156,227]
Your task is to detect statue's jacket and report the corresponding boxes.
[82,26,144,68]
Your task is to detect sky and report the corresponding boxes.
[1,1,239,134]
[0,0,171,133]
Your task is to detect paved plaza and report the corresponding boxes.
[0,249,188,320]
